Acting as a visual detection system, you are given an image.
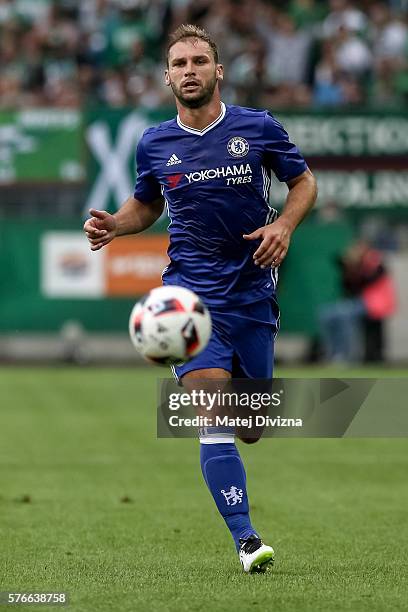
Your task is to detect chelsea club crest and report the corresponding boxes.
[227,136,249,158]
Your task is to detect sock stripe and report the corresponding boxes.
[200,435,235,444]
[199,428,235,444]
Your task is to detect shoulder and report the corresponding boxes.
[226,104,268,120]
[227,105,284,131]
[139,118,178,146]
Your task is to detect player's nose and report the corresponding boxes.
[184,63,196,76]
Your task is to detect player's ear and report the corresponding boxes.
[165,70,170,86]
[216,64,224,81]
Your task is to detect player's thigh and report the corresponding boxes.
[229,297,278,379]
[233,321,275,379]
[231,319,275,441]
[173,313,234,381]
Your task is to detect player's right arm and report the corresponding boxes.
[84,195,164,251]
[84,131,164,251]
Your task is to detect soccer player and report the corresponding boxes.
[84,24,317,573]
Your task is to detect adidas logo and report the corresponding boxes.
[166,154,182,166]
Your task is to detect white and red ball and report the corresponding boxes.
[129,285,212,365]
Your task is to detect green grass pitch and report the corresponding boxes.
[0,366,407,611]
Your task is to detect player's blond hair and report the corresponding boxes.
[167,24,219,65]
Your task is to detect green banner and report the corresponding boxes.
[0,219,352,335]
[2,106,407,206]
[0,219,136,333]
[0,109,85,183]
[277,112,408,156]
[270,170,408,209]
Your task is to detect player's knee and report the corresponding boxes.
[182,368,231,381]
[237,435,261,444]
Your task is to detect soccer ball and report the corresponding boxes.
[129,285,212,365]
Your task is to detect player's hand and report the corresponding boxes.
[243,218,292,268]
[83,208,117,251]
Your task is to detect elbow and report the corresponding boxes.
[305,168,318,208]
[311,174,318,207]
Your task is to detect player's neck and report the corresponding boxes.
[176,96,223,132]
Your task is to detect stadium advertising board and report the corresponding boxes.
[106,235,170,296]
[1,107,406,209]
[0,219,350,334]
[0,109,84,183]
[278,113,408,156]
[41,231,169,298]
[270,170,408,208]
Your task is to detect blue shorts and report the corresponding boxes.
[173,296,279,380]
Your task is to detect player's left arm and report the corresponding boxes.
[244,112,318,268]
[243,168,317,268]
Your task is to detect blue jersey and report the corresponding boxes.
[134,103,307,307]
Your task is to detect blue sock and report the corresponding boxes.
[200,438,258,551]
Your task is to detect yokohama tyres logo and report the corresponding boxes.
[166,163,253,189]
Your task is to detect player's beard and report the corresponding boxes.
[170,72,218,109]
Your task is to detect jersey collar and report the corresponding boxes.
[176,102,226,136]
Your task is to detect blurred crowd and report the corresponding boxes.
[0,0,407,110]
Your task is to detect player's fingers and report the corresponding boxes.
[89,233,114,250]
[263,248,287,268]
[253,237,276,261]
[267,241,287,262]
[83,217,107,234]
[89,208,109,220]
[90,239,110,251]
[275,250,287,266]
[85,227,107,238]
[256,251,275,266]
[258,235,289,261]
[243,229,263,241]
[255,235,288,264]
[255,246,279,266]
[86,231,103,241]
[271,250,287,268]
[83,219,95,232]
[87,233,109,246]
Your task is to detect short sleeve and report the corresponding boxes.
[263,112,307,182]
[133,135,162,203]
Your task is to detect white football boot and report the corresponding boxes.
[239,535,274,573]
